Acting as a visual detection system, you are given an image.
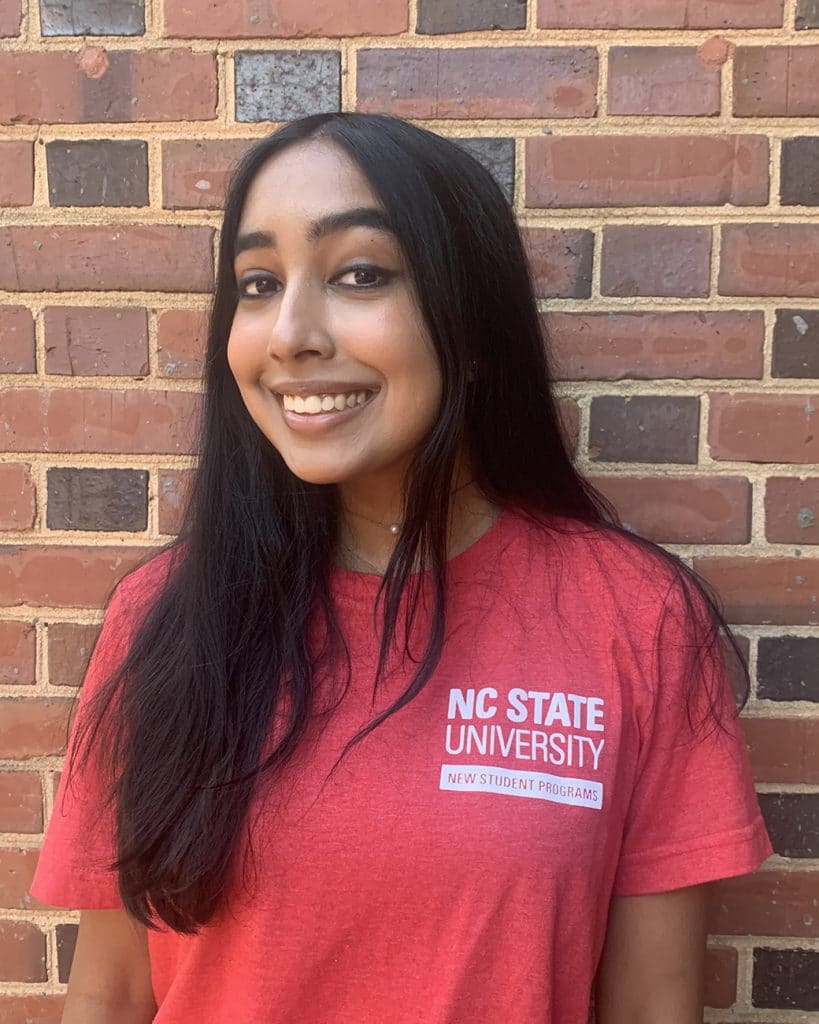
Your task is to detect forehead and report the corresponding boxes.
[238,140,381,231]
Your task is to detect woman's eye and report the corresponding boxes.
[335,266,392,289]
[238,274,279,298]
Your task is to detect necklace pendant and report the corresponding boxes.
[389,523,401,536]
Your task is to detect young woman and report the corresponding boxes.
[32,113,771,1024]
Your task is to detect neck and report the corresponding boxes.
[336,467,498,575]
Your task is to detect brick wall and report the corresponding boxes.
[0,0,817,1020]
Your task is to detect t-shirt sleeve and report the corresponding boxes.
[30,584,134,910]
[612,578,773,896]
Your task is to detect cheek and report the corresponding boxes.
[226,324,258,388]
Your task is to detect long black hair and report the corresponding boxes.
[72,113,746,933]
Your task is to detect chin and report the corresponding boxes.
[279,458,352,487]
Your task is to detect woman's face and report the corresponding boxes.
[227,140,442,492]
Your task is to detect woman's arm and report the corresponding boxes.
[594,885,708,1024]
[61,909,157,1024]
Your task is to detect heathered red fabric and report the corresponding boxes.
[32,510,771,1023]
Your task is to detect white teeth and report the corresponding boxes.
[281,390,373,415]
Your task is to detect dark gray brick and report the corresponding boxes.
[758,635,819,701]
[235,51,340,123]
[56,923,78,983]
[589,396,700,464]
[758,792,819,857]
[47,140,148,207]
[753,948,819,1010]
[796,0,819,29]
[781,137,819,205]
[772,309,819,378]
[47,468,148,532]
[454,138,515,202]
[39,0,144,35]
[418,0,526,33]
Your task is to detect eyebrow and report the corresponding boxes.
[233,207,395,258]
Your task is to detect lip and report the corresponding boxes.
[272,383,379,434]
[272,380,380,398]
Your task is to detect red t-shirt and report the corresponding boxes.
[31,510,772,1023]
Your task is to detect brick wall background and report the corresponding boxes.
[0,0,818,1020]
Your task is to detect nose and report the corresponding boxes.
[266,277,335,364]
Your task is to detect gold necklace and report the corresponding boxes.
[340,479,475,539]
[342,506,402,536]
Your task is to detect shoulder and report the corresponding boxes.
[505,508,683,608]
[498,508,722,660]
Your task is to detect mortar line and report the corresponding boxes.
[762,306,776,381]
[710,221,721,299]
[145,134,162,211]
[748,631,760,703]
[408,0,419,35]
[597,40,610,122]
[341,39,355,112]
[218,45,233,127]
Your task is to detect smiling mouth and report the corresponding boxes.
[280,390,375,415]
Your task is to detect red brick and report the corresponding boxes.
[526,136,768,208]
[705,946,738,1009]
[0,141,33,205]
[44,307,149,376]
[709,393,819,464]
[523,228,593,299]
[356,48,598,119]
[0,305,35,373]
[157,309,207,378]
[607,47,720,116]
[0,388,199,455]
[0,920,46,982]
[0,463,36,531]
[734,46,819,116]
[765,477,819,544]
[601,226,711,297]
[0,771,42,833]
[0,847,39,908]
[0,699,73,763]
[0,996,64,1024]
[47,621,101,687]
[695,556,819,626]
[708,871,816,938]
[0,546,150,609]
[0,620,35,685]
[0,226,213,293]
[742,717,819,784]
[589,475,751,544]
[545,311,763,381]
[538,0,784,28]
[719,224,819,298]
[158,468,192,535]
[165,0,408,36]
[162,139,252,210]
[0,0,21,36]
[0,49,217,124]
